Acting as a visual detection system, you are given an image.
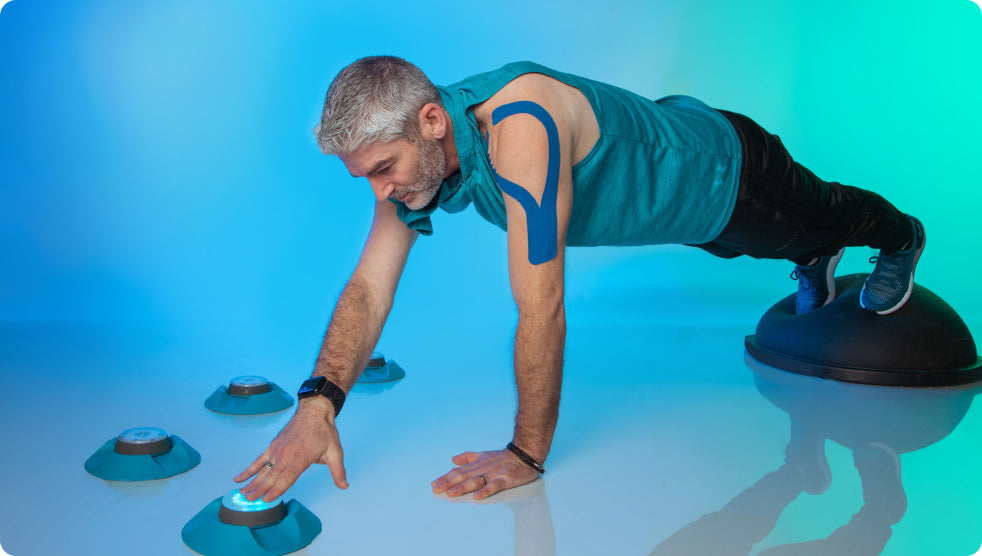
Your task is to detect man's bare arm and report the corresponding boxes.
[311,199,417,392]
[236,199,416,501]
[431,95,573,499]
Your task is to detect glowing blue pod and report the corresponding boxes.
[182,489,322,556]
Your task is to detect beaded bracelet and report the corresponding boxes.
[506,442,546,474]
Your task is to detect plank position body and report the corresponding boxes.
[235,56,926,502]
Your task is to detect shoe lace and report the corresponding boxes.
[868,253,903,283]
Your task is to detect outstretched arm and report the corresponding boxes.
[235,199,416,501]
[431,97,573,499]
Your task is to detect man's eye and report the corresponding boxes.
[378,166,392,174]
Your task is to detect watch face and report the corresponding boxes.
[298,376,326,397]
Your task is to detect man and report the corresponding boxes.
[234,56,926,502]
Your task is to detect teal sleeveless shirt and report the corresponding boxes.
[396,61,742,247]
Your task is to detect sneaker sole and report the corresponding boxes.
[861,233,926,315]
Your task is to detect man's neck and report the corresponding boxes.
[442,109,461,178]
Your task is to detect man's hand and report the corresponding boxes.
[234,397,348,502]
[431,449,540,500]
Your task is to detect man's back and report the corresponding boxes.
[397,61,745,248]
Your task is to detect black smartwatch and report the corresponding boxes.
[297,376,346,417]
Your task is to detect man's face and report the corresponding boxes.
[342,136,446,210]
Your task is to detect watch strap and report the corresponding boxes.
[298,376,346,418]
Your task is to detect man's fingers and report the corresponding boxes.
[431,464,470,493]
[473,476,505,500]
[451,451,479,465]
[447,473,490,497]
[240,463,280,501]
[234,452,271,483]
[234,405,347,502]
[322,443,349,489]
[260,465,303,502]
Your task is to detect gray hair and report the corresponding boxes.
[315,56,442,157]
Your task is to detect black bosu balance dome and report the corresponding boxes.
[745,274,982,387]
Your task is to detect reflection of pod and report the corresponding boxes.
[84,427,200,481]
[356,352,406,383]
[182,489,321,556]
[746,274,982,386]
[205,376,294,415]
[748,354,979,454]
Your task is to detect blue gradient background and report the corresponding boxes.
[2,4,982,556]
[1,0,980,332]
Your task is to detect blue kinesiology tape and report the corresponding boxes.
[489,101,560,265]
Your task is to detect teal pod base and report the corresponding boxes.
[357,360,406,384]
[182,498,322,556]
[204,384,294,415]
[84,435,200,481]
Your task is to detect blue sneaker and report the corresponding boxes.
[860,216,926,315]
[791,248,845,315]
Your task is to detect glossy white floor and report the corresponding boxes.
[2,318,982,556]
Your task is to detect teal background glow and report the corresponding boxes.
[2,0,979,332]
[2,4,982,555]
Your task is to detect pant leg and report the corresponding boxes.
[693,110,911,265]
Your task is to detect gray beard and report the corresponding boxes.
[403,138,446,210]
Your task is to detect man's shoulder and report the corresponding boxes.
[448,61,550,87]
[446,61,569,103]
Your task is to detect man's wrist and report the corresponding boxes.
[298,391,337,421]
[297,375,346,417]
[511,428,552,463]
[506,441,546,475]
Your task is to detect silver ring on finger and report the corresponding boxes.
[263,460,274,470]
[477,474,487,488]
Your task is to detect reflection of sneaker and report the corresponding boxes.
[785,420,831,495]
[860,216,926,315]
[856,442,908,524]
[791,248,845,315]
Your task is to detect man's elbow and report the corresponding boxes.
[515,293,566,327]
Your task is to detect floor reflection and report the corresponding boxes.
[440,478,557,556]
[650,353,980,556]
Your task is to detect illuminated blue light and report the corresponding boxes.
[221,489,283,513]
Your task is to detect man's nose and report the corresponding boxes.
[369,178,395,202]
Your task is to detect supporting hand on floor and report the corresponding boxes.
[431,449,540,500]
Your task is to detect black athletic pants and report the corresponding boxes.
[692,110,912,265]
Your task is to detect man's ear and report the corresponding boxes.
[418,103,447,140]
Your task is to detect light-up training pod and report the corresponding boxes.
[181,488,321,556]
[356,351,406,383]
[115,427,171,455]
[84,427,200,481]
[205,375,294,414]
[218,490,288,527]
[746,274,982,386]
